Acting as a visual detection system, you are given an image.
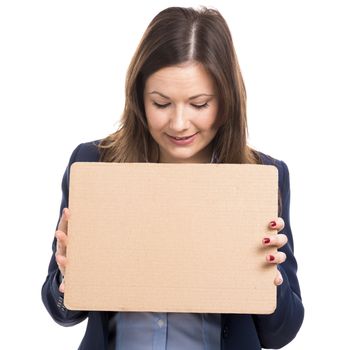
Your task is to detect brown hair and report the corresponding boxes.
[97,6,282,215]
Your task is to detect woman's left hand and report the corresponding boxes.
[262,218,288,286]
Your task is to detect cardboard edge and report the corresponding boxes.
[61,299,279,314]
[265,163,278,178]
[261,298,277,315]
[63,297,82,311]
[63,296,73,310]
[70,161,84,175]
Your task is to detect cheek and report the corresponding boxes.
[145,107,167,131]
[199,109,218,130]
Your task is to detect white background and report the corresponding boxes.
[1,0,349,348]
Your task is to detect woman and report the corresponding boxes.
[42,6,304,349]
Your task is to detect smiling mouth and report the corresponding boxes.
[168,132,198,140]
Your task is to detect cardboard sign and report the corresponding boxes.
[64,162,278,314]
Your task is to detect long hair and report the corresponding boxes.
[97,6,282,215]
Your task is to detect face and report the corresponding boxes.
[143,62,219,163]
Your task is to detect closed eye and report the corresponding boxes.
[152,102,170,109]
[192,103,209,109]
[152,102,209,110]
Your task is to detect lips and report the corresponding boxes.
[168,132,197,140]
[166,132,197,146]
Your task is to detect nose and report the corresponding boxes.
[169,104,190,132]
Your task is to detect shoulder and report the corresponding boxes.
[255,150,290,191]
[70,139,102,163]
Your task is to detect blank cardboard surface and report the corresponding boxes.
[64,162,278,314]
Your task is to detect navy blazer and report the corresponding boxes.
[41,140,304,350]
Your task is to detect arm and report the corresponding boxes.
[41,143,88,326]
[253,160,304,348]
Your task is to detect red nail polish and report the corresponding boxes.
[270,221,276,227]
[263,238,270,244]
[268,255,275,261]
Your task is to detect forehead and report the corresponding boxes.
[145,63,216,94]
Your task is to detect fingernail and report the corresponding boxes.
[270,221,277,227]
[263,238,270,244]
[268,255,275,262]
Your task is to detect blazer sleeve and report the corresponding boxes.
[252,160,305,349]
[41,143,88,326]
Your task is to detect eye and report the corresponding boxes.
[152,101,209,110]
[192,103,209,110]
[152,102,170,109]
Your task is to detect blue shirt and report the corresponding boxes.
[115,312,221,350]
[115,149,221,350]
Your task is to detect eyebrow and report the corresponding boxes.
[148,91,215,100]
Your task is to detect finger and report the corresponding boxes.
[274,270,283,286]
[57,208,70,234]
[266,251,287,264]
[55,254,67,276]
[59,279,65,293]
[262,233,288,249]
[269,217,285,232]
[55,230,68,256]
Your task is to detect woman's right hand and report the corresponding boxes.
[55,207,70,293]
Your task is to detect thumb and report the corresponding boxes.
[59,278,65,293]
[57,208,70,234]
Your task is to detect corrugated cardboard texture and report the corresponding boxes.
[64,162,278,314]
